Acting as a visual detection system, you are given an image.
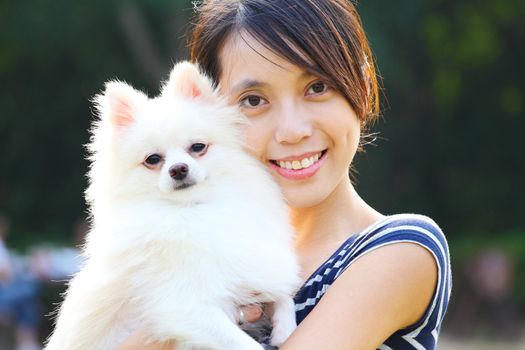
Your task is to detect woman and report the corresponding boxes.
[121,0,451,349]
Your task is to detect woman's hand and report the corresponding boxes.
[239,303,265,325]
[117,303,264,350]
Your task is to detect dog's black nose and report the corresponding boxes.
[169,163,189,180]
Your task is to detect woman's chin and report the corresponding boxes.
[281,186,327,209]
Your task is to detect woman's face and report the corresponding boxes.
[218,33,361,208]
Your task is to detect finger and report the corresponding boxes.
[240,304,264,323]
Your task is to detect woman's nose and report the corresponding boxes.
[274,103,313,144]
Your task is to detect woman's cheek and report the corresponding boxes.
[243,118,271,162]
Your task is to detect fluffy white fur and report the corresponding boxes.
[44,62,301,350]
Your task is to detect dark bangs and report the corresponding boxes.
[190,0,379,127]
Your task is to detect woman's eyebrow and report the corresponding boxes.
[230,79,269,94]
[299,71,316,80]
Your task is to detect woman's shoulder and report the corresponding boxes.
[358,213,443,235]
[343,213,450,282]
[351,213,449,253]
[338,213,451,348]
[299,213,449,284]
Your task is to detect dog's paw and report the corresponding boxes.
[269,297,296,347]
[269,323,295,347]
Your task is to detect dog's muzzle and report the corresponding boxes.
[173,181,195,190]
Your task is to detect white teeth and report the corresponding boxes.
[301,158,311,168]
[275,152,323,170]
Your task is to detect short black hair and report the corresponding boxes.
[189,0,379,129]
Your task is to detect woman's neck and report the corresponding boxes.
[290,177,383,249]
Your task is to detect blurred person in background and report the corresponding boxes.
[29,218,86,282]
[0,216,13,284]
[0,214,41,350]
[448,248,522,340]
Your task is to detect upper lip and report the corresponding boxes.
[271,150,325,162]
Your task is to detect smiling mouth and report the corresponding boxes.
[270,150,327,170]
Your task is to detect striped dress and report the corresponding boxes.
[293,214,452,350]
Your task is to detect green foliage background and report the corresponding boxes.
[1,0,524,332]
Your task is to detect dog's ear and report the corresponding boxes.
[163,61,215,100]
[96,81,147,128]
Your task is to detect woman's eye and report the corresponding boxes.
[239,95,267,108]
[144,154,162,166]
[307,81,328,95]
[190,143,207,153]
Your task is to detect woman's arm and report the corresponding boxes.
[280,242,438,350]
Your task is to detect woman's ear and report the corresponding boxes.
[162,61,216,101]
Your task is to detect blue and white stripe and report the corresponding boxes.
[293,214,452,350]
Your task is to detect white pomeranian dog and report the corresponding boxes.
[44,62,301,350]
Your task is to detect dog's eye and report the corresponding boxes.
[190,143,207,153]
[144,154,162,166]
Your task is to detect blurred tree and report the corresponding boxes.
[0,0,192,247]
[357,0,525,237]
